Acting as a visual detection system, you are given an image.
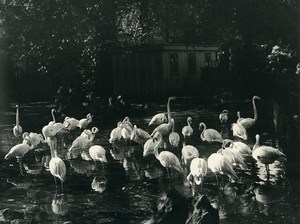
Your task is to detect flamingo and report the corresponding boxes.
[151,97,176,137]
[68,130,96,159]
[89,145,108,168]
[143,132,164,157]
[148,112,167,126]
[186,158,208,196]
[130,125,151,145]
[232,123,247,140]
[207,153,238,184]
[199,122,223,143]
[168,119,180,148]
[22,132,44,148]
[238,96,261,129]
[181,145,199,168]
[252,134,286,174]
[153,132,184,178]
[217,145,247,170]
[77,113,93,129]
[48,109,68,133]
[63,116,79,131]
[219,110,229,125]
[48,139,66,191]
[222,139,252,159]
[80,127,99,139]
[236,111,243,123]
[182,117,193,142]
[120,117,133,142]
[4,136,33,175]
[109,122,123,144]
[13,105,23,138]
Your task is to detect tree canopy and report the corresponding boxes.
[0,0,299,106]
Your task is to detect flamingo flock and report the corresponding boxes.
[4,95,287,199]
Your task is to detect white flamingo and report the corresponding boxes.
[120,117,133,142]
[4,136,33,174]
[143,132,164,157]
[219,110,229,125]
[181,145,199,168]
[13,105,23,138]
[169,119,180,148]
[207,153,238,184]
[186,158,208,196]
[63,116,79,131]
[217,145,247,170]
[153,132,184,178]
[182,117,193,141]
[151,97,176,137]
[89,145,108,168]
[77,113,93,129]
[199,122,223,143]
[69,130,96,159]
[109,122,123,144]
[252,134,286,174]
[22,132,44,148]
[222,139,252,159]
[48,139,66,191]
[130,125,151,145]
[238,96,261,129]
[148,112,167,126]
[232,123,247,140]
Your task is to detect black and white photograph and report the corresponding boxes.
[0,0,299,223]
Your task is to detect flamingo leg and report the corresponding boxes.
[54,176,57,188]
[18,158,24,176]
[214,173,219,186]
[166,168,171,180]
[61,181,64,192]
[191,180,195,196]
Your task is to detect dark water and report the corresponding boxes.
[0,100,300,223]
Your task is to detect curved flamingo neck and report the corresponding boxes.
[252,97,258,121]
[16,106,20,127]
[200,123,206,141]
[171,119,175,132]
[253,135,260,151]
[154,136,162,159]
[187,118,192,127]
[167,98,172,122]
[51,109,56,123]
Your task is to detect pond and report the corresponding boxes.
[0,98,300,224]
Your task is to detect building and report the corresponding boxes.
[110,44,219,98]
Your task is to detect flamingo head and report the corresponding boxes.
[168,96,176,101]
[222,109,229,114]
[187,117,192,124]
[198,122,205,130]
[92,127,99,134]
[253,96,261,100]
[222,139,233,149]
[16,104,19,109]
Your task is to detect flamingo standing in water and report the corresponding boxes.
[217,144,247,170]
[169,119,180,148]
[109,122,123,144]
[232,123,247,140]
[252,134,286,175]
[181,145,199,168]
[143,132,164,157]
[238,96,261,129]
[222,139,252,160]
[186,158,208,196]
[151,97,176,137]
[182,117,193,144]
[89,145,108,169]
[22,132,44,148]
[13,105,23,138]
[149,113,167,126]
[207,153,238,184]
[199,122,223,144]
[130,125,151,145]
[78,113,93,129]
[5,136,33,175]
[63,116,79,131]
[48,139,66,191]
[153,132,184,179]
[219,110,229,125]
